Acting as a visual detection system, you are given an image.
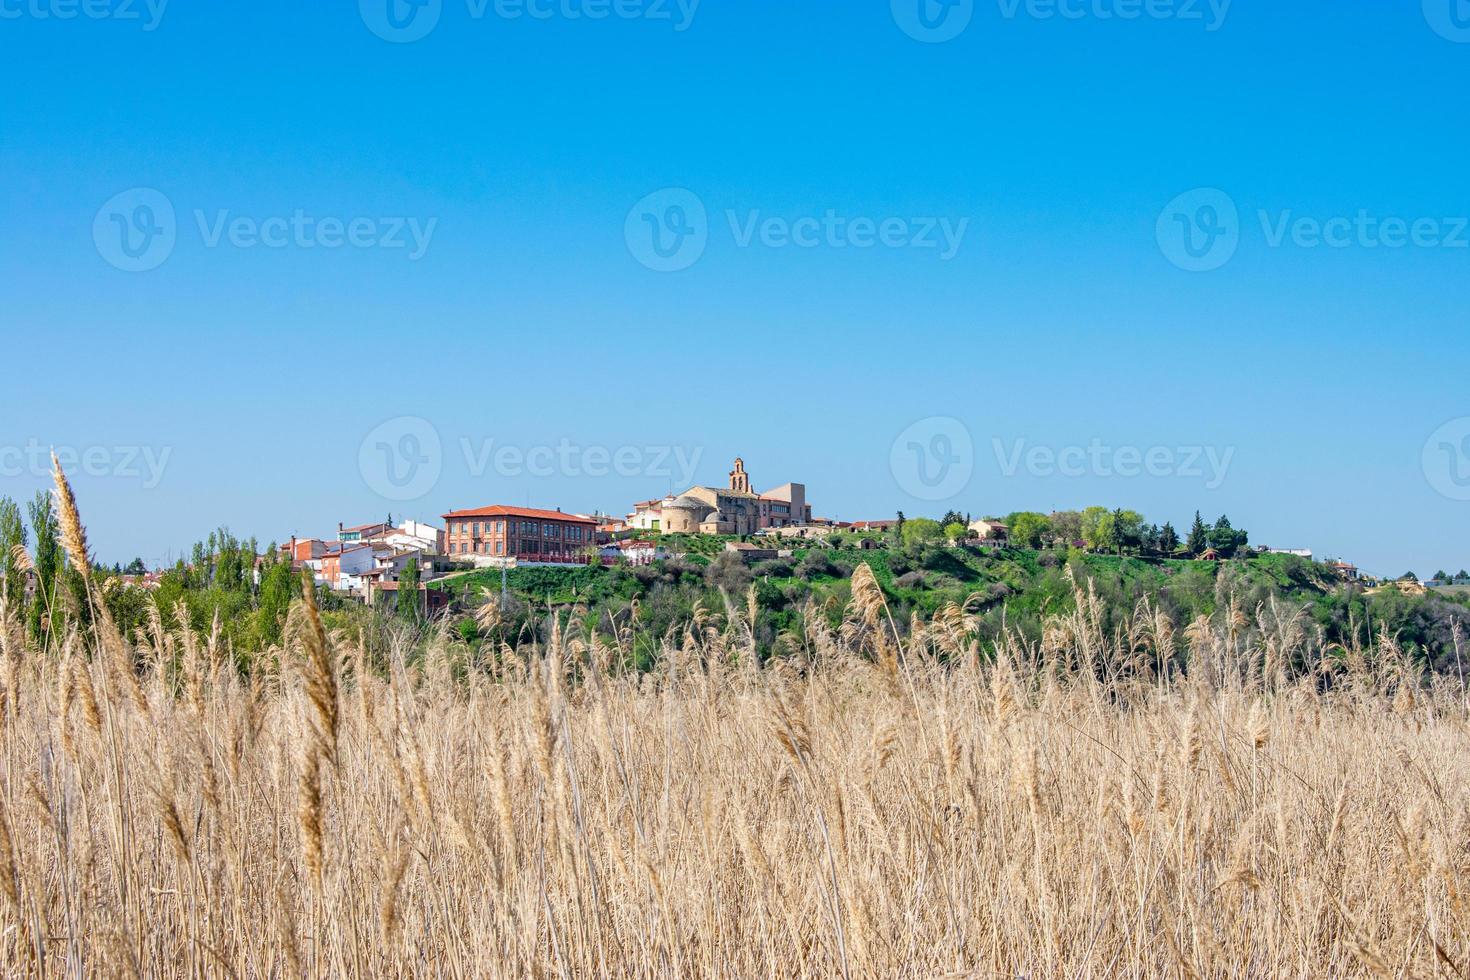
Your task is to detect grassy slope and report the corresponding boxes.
[431,544,1341,616]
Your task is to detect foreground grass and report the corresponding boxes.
[2,592,1468,977]
[2,464,1468,977]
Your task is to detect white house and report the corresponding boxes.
[628,498,670,531]
[969,519,1010,546]
[599,540,667,566]
[376,520,443,554]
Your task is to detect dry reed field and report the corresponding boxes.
[1,463,1468,977]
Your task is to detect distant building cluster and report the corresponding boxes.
[94,453,1380,602]
[280,519,454,612]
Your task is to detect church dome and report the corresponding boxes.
[665,495,713,514]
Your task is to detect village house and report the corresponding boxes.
[969,519,1010,546]
[442,505,597,565]
[318,544,379,591]
[283,537,341,565]
[848,520,898,533]
[725,541,780,563]
[365,519,444,554]
[597,540,667,566]
[363,578,450,615]
[338,521,392,544]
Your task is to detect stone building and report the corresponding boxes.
[629,458,813,535]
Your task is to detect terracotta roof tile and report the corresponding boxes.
[442,505,597,525]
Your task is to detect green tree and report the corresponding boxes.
[943,522,968,543]
[939,510,970,530]
[1186,511,1208,557]
[397,558,421,620]
[1158,521,1180,556]
[1048,510,1082,547]
[900,518,944,549]
[26,491,61,644]
[1208,515,1249,558]
[123,557,147,575]
[255,560,298,646]
[1007,512,1051,550]
[1080,507,1117,552]
[1112,509,1145,554]
[0,497,27,616]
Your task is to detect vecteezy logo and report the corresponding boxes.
[1423,418,1470,501]
[93,188,176,272]
[890,417,974,501]
[624,188,708,272]
[359,416,442,501]
[892,0,973,42]
[1156,188,1240,272]
[360,0,441,42]
[1424,0,1470,42]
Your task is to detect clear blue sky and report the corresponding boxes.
[2,0,1467,576]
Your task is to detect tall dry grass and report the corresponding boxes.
[0,463,1466,977]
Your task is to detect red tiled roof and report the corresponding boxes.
[442,505,597,525]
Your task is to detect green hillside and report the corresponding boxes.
[432,541,1470,672]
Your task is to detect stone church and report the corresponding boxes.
[660,458,765,535]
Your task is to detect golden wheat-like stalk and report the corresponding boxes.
[50,453,89,581]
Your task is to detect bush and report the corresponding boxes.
[754,558,795,579]
[704,552,753,595]
[895,571,926,590]
[797,550,836,581]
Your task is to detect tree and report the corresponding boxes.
[1112,509,1145,554]
[1080,507,1117,553]
[1008,512,1051,550]
[26,491,61,644]
[0,497,26,616]
[123,557,148,576]
[1400,571,1419,583]
[901,518,944,550]
[1186,511,1208,557]
[255,559,297,645]
[943,522,968,543]
[1208,515,1248,558]
[1432,570,1450,584]
[397,558,421,620]
[1049,510,1082,547]
[1158,521,1180,556]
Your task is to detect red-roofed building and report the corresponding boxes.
[441,505,597,564]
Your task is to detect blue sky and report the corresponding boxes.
[2,0,1467,576]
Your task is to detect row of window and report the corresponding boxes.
[451,520,586,542]
[452,540,582,558]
